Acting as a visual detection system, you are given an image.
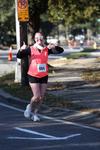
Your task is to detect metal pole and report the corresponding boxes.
[15,0,21,83]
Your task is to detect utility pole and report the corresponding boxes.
[15,0,21,83]
[15,0,29,86]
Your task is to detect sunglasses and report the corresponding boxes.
[35,36,44,40]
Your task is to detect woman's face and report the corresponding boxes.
[35,33,44,45]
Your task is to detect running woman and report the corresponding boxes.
[17,32,64,121]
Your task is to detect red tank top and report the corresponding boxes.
[28,46,48,78]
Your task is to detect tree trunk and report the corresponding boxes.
[29,13,40,40]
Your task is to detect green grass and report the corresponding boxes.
[82,48,98,52]
[66,52,90,59]
[65,48,97,59]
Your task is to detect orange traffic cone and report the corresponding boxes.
[8,46,12,61]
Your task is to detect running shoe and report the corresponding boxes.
[24,104,31,118]
[31,114,40,122]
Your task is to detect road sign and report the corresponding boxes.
[17,0,29,22]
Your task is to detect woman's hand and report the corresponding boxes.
[20,42,27,51]
[47,43,55,49]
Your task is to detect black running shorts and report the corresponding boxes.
[28,75,48,83]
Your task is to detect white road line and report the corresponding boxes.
[15,127,56,138]
[0,102,100,132]
[38,114,100,132]
[8,133,81,140]
[0,102,24,112]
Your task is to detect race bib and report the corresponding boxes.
[37,64,46,72]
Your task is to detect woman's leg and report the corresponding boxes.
[24,82,47,121]
[29,83,41,113]
[24,83,41,119]
[30,83,47,113]
[30,83,47,121]
[40,84,47,97]
[36,83,47,111]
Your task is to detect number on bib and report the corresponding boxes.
[37,64,46,72]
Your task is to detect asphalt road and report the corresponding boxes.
[0,48,100,150]
[0,97,100,150]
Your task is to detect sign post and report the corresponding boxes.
[15,0,29,86]
[15,0,21,83]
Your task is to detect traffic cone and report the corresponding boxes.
[8,46,12,61]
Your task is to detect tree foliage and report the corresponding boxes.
[0,0,14,23]
[48,0,100,25]
[0,0,16,45]
[0,0,15,33]
[0,0,99,45]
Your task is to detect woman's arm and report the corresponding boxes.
[17,47,31,58]
[47,44,64,54]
